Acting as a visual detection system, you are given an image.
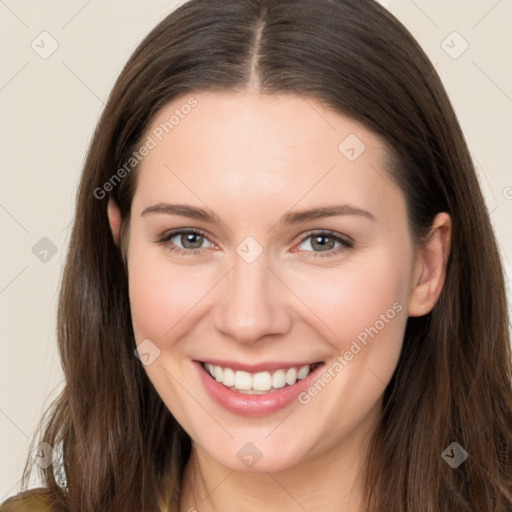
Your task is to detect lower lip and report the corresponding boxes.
[194,361,324,417]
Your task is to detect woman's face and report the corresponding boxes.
[119,91,439,473]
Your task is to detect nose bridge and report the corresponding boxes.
[213,248,292,343]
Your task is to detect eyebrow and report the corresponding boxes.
[140,202,375,224]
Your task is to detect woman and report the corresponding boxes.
[2,0,511,510]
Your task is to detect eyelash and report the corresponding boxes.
[157,228,354,258]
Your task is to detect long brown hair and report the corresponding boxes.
[2,0,511,510]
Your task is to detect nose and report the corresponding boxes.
[212,252,293,345]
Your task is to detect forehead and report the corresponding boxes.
[133,91,404,228]
[142,90,386,164]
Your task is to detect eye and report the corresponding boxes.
[158,229,215,256]
[294,230,354,257]
[157,228,354,258]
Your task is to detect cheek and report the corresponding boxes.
[284,251,409,351]
[127,245,210,347]
[289,255,409,437]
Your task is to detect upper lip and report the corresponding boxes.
[196,359,324,373]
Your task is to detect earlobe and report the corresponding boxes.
[408,212,452,317]
[107,196,122,247]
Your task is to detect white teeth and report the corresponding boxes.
[272,369,286,389]
[285,367,297,385]
[203,362,318,392]
[223,367,235,387]
[297,365,310,380]
[253,372,272,391]
[234,370,252,390]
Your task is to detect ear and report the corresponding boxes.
[107,196,122,247]
[408,212,452,317]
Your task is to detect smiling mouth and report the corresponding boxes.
[199,361,324,394]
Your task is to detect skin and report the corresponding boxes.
[108,90,451,512]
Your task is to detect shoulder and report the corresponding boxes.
[0,488,67,512]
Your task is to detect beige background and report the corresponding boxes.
[1,0,511,499]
